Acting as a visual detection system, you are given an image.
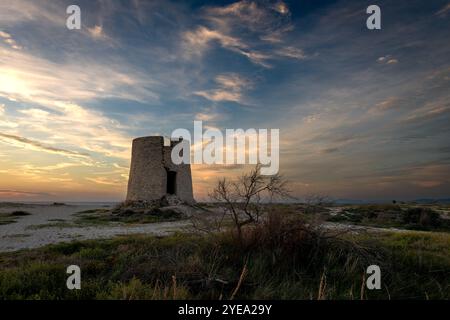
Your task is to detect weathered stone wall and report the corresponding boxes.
[163,140,194,204]
[126,136,194,204]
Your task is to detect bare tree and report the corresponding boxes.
[209,164,291,240]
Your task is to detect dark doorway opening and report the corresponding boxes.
[167,171,177,195]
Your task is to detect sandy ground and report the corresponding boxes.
[0,203,415,253]
[0,203,191,253]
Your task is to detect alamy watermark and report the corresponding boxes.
[170,121,279,175]
[66,265,81,290]
[366,5,381,30]
[366,265,381,290]
[66,5,81,30]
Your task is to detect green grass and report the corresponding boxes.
[73,208,187,226]
[26,222,74,230]
[347,231,450,299]
[326,204,450,232]
[0,213,449,300]
[0,211,31,225]
[25,208,187,230]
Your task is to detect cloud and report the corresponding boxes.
[183,26,244,56]
[0,120,18,128]
[401,103,449,124]
[204,0,291,34]
[4,101,133,161]
[85,176,125,186]
[436,3,450,17]
[0,47,159,104]
[0,189,52,197]
[411,180,442,188]
[215,73,252,90]
[194,105,228,122]
[88,25,105,38]
[194,73,252,102]
[0,132,91,159]
[0,104,18,128]
[0,46,152,161]
[0,0,63,25]
[182,26,271,67]
[0,1,113,42]
[0,30,21,50]
[320,147,340,154]
[87,25,113,42]
[377,55,398,65]
[275,46,307,59]
[195,113,220,121]
[194,90,241,102]
[369,97,404,113]
[182,1,295,67]
[22,162,80,172]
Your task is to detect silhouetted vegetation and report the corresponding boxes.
[327,204,450,232]
[0,211,31,225]
[210,164,291,241]
[73,207,188,226]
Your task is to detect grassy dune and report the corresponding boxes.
[0,211,31,225]
[0,212,448,300]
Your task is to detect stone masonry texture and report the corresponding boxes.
[126,136,194,204]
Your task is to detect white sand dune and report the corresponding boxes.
[0,203,190,252]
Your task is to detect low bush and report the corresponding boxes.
[402,207,441,229]
[328,205,449,232]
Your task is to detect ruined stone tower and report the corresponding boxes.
[126,136,194,204]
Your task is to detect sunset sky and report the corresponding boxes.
[0,0,449,202]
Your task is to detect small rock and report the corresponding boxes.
[161,195,183,207]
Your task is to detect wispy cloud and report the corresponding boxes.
[0,132,91,159]
[85,176,125,186]
[182,26,271,67]
[182,0,296,68]
[377,55,398,65]
[0,0,63,25]
[0,30,21,50]
[0,44,152,162]
[436,3,450,16]
[194,73,252,102]
[88,25,104,38]
[401,101,449,124]
[275,46,307,59]
[0,47,159,104]
[0,189,52,197]
[369,97,404,113]
[204,0,291,36]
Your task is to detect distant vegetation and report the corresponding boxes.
[74,206,187,225]
[0,211,31,225]
[326,204,450,232]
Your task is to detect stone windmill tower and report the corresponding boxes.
[126,136,194,204]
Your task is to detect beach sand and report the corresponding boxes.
[0,203,190,252]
